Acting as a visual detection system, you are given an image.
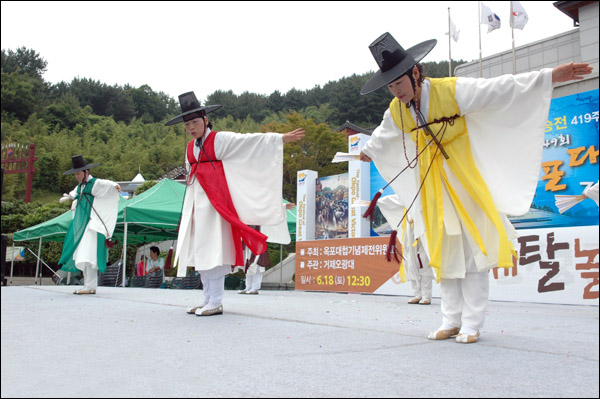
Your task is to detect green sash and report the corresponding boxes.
[59,178,107,273]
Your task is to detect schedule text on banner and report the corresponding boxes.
[296,237,399,293]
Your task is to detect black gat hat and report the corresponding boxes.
[165,91,222,126]
[361,32,436,95]
[63,155,100,175]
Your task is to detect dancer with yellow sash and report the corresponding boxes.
[358,32,592,343]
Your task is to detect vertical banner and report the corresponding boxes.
[348,134,371,238]
[296,170,317,241]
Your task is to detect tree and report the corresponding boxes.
[0,70,41,121]
[264,112,347,202]
[1,47,48,80]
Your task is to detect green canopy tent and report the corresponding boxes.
[283,199,296,241]
[11,178,296,286]
[114,178,186,286]
[11,196,128,284]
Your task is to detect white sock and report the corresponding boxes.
[437,323,457,331]
[459,326,478,336]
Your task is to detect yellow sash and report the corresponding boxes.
[390,78,515,279]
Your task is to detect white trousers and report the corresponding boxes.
[410,263,433,300]
[200,265,229,307]
[439,240,489,330]
[79,262,98,290]
[245,271,263,292]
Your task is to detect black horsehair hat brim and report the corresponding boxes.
[165,105,222,126]
[63,162,100,175]
[360,38,437,95]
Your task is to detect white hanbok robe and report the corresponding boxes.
[68,175,120,270]
[175,130,285,277]
[362,70,554,278]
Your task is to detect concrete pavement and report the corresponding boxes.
[1,286,598,398]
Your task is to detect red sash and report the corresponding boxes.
[186,132,268,267]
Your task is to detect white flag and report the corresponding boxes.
[511,0,529,30]
[448,17,460,42]
[481,2,501,33]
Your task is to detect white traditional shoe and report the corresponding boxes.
[456,330,480,344]
[419,299,431,305]
[195,304,223,316]
[246,290,259,295]
[427,327,460,340]
[186,303,208,314]
[73,289,96,295]
[408,297,422,304]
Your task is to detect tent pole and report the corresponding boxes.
[34,238,42,285]
[10,243,15,285]
[122,210,128,287]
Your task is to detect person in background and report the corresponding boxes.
[146,246,165,287]
[137,255,148,277]
[239,202,294,295]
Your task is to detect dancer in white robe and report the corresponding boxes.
[239,202,293,295]
[378,195,433,305]
[166,91,304,316]
[358,32,593,343]
[59,155,121,295]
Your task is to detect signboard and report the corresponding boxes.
[295,237,399,293]
[296,225,598,305]
[296,170,317,241]
[347,134,371,238]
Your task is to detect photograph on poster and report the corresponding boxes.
[315,173,349,240]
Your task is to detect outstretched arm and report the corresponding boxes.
[282,128,305,144]
[552,62,593,83]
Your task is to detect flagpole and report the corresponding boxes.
[478,1,483,77]
[511,1,516,74]
[448,7,452,77]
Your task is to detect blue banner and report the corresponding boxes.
[510,89,599,229]
[369,89,599,233]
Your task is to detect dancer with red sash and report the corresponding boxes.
[167,92,304,316]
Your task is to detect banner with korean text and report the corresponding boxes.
[510,89,598,229]
[295,237,399,293]
[295,226,598,305]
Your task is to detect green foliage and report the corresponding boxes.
[1,200,69,235]
[266,242,294,271]
[263,112,347,202]
[135,181,157,196]
[2,45,465,221]
[1,69,44,121]
[1,47,48,79]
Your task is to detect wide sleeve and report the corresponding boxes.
[89,178,120,237]
[215,131,285,226]
[361,111,426,239]
[455,69,554,215]
[261,203,292,244]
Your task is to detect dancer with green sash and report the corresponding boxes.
[59,155,121,295]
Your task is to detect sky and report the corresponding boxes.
[1,1,577,103]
